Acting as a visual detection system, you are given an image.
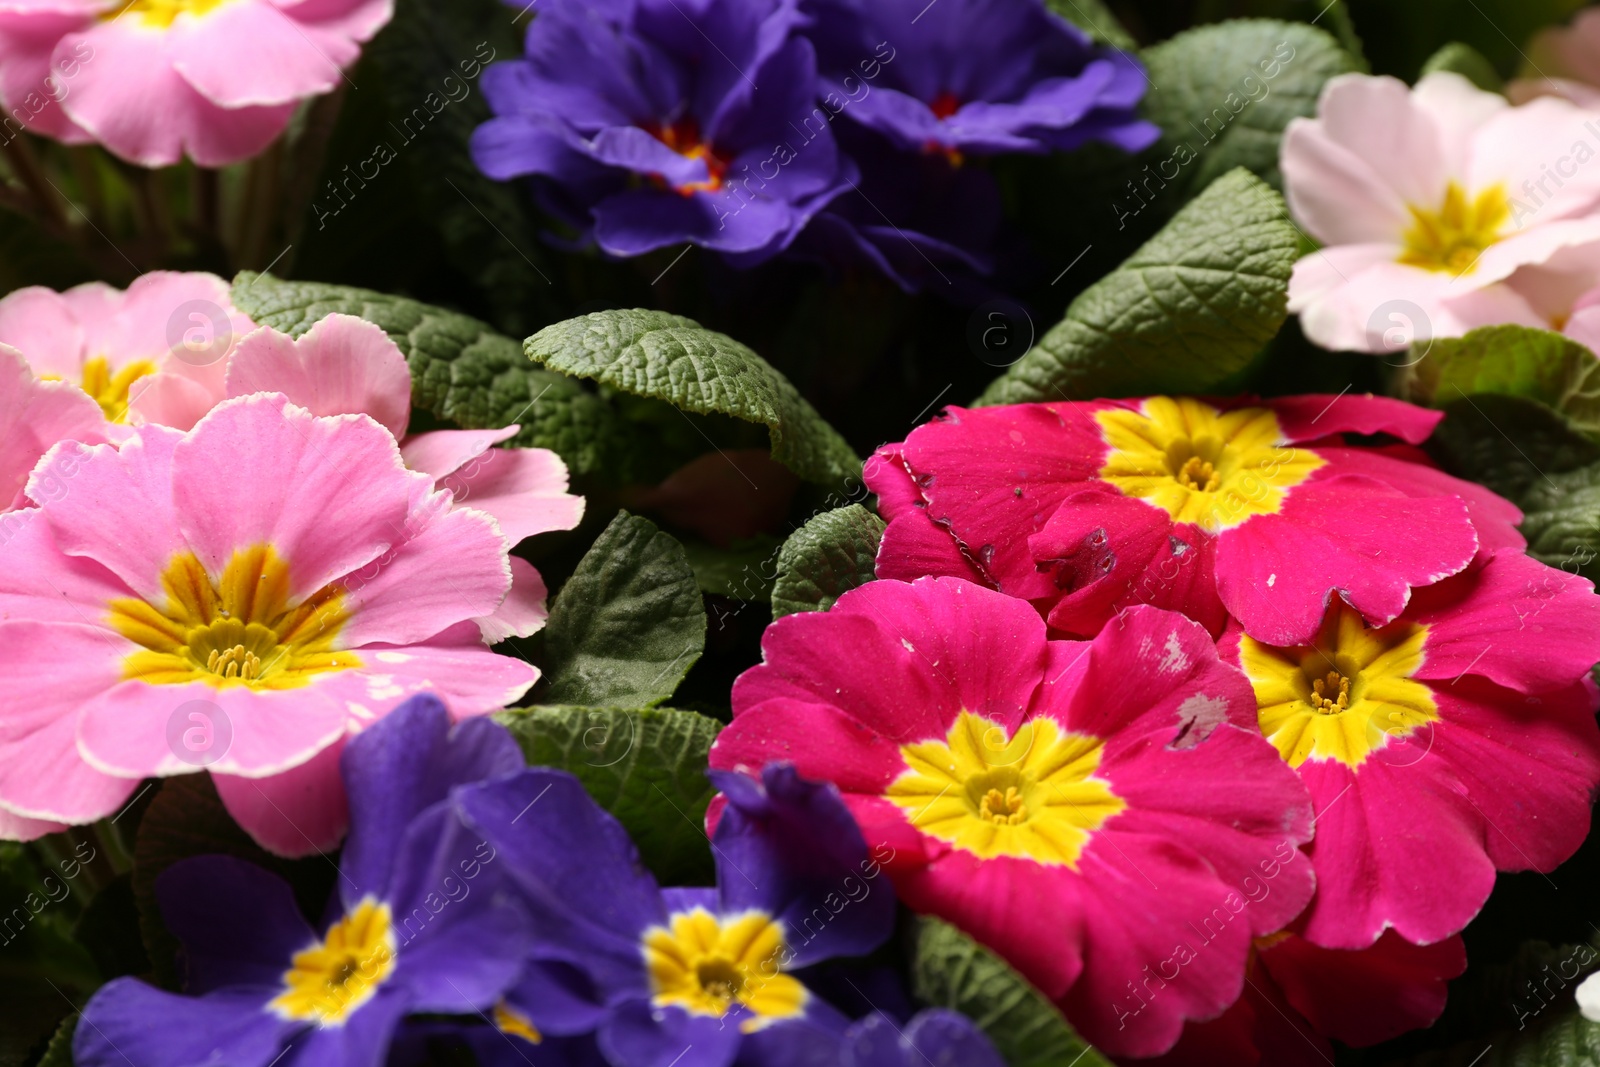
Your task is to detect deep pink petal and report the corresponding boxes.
[1318,444,1525,552]
[711,698,907,794]
[225,316,411,437]
[1268,394,1443,445]
[1264,930,1465,1047]
[900,403,1115,601]
[1427,680,1600,873]
[1296,756,1494,949]
[733,577,1049,742]
[213,737,349,857]
[866,448,986,586]
[1061,832,1262,1057]
[1407,551,1600,692]
[897,850,1087,1001]
[1216,476,1478,645]
[173,394,411,600]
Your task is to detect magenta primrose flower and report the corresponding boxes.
[0,393,537,852]
[710,576,1316,1057]
[866,394,1521,646]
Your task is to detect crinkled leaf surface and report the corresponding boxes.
[771,505,885,619]
[979,169,1297,404]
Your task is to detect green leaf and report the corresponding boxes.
[1140,20,1360,196]
[133,775,337,989]
[495,705,721,885]
[1518,462,1600,580]
[1347,0,1587,81]
[911,917,1112,1067]
[1387,1011,1600,1066]
[361,0,561,336]
[1425,394,1600,501]
[524,309,862,487]
[680,535,784,601]
[771,505,885,619]
[542,511,707,708]
[229,272,634,479]
[1399,325,1600,438]
[33,1016,74,1067]
[1420,41,1505,91]
[978,168,1298,404]
[1045,0,1136,49]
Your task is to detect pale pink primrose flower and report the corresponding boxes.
[0,271,254,427]
[0,393,537,853]
[137,312,587,643]
[1283,72,1600,353]
[0,0,392,166]
[1508,9,1600,108]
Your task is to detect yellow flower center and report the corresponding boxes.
[110,545,360,690]
[884,711,1126,868]
[493,1002,542,1044]
[1095,397,1324,533]
[104,0,233,28]
[1397,181,1511,276]
[1238,602,1439,769]
[41,355,157,423]
[269,899,397,1025]
[643,908,807,1030]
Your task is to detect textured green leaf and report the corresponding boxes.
[230,272,636,479]
[681,535,784,601]
[1141,20,1359,195]
[1420,41,1505,91]
[771,505,885,619]
[133,776,336,989]
[1518,462,1600,580]
[362,0,560,336]
[524,310,862,486]
[496,705,721,885]
[34,1016,74,1067]
[1045,0,1136,49]
[979,168,1297,404]
[911,917,1111,1067]
[541,511,707,708]
[1387,1011,1600,1066]
[1426,395,1600,502]
[1400,326,1600,439]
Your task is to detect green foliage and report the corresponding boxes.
[1420,41,1505,91]
[1426,395,1600,502]
[541,511,707,708]
[133,776,337,989]
[361,0,561,335]
[496,705,721,886]
[33,1017,74,1067]
[1345,0,1587,79]
[681,535,784,601]
[1386,1012,1600,1066]
[1141,20,1360,195]
[911,917,1112,1067]
[230,272,635,479]
[1400,326,1600,439]
[1045,0,1137,48]
[771,505,885,619]
[979,168,1298,404]
[525,309,862,487]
